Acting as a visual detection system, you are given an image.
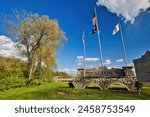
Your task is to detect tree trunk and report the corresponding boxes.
[28,58,34,80]
[29,58,35,80]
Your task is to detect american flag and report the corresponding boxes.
[92,12,97,34]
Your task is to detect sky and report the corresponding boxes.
[0,0,150,75]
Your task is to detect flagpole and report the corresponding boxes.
[82,31,86,77]
[119,22,128,67]
[94,6,103,67]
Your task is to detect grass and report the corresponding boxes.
[0,82,150,100]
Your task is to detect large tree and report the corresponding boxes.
[1,10,67,80]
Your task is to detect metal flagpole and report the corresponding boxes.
[82,31,86,77]
[119,22,128,67]
[94,7,103,67]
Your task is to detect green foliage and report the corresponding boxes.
[0,57,25,77]
[0,57,26,91]
[0,56,57,91]
[26,79,43,86]
[0,75,26,91]
[56,72,73,78]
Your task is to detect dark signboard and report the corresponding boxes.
[79,67,125,78]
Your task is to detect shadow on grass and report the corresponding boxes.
[85,87,101,90]
[108,87,128,91]
[85,86,128,91]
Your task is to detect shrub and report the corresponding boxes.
[0,75,26,91]
[26,79,43,86]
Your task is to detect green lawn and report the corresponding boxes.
[0,82,150,100]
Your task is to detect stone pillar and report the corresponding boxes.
[77,68,84,78]
[122,66,135,78]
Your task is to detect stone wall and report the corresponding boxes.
[72,77,136,91]
[73,67,136,91]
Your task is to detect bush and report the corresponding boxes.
[0,84,6,91]
[0,75,26,91]
[0,57,27,91]
[26,79,43,86]
[0,57,58,91]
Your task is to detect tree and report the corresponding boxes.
[35,37,57,81]
[1,10,67,80]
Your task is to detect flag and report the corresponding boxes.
[91,12,97,34]
[112,23,120,35]
[82,31,85,43]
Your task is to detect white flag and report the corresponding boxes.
[113,23,120,35]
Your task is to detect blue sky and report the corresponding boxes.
[0,0,150,75]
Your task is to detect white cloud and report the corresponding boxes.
[0,35,18,57]
[104,59,112,65]
[85,58,99,62]
[61,68,77,76]
[76,56,99,62]
[77,63,83,66]
[77,56,83,59]
[116,59,123,63]
[128,63,134,66]
[97,0,150,23]
[76,56,84,62]
[0,35,11,42]
[0,35,27,61]
[107,66,112,69]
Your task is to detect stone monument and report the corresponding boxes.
[71,66,136,91]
